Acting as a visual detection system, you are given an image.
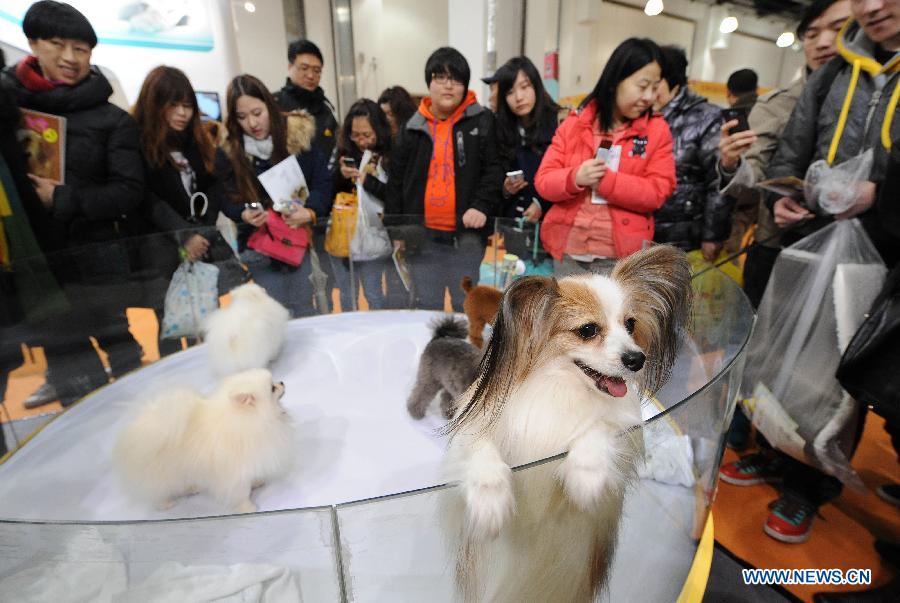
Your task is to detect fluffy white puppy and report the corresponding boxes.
[114,368,294,514]
[204,283,290,375]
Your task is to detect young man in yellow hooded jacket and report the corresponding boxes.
[767,0,899,242]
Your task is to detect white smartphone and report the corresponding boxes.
[506,170,524,182]
[595,139,613,163]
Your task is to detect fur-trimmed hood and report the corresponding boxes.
[285,109,316,155]
[223,109,317,160]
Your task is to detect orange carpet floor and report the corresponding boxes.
[714,418,899,601]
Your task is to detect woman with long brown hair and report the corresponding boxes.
[133,65,234,356]
[217,74,332,317]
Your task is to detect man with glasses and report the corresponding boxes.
[386,47,502,311]
[275,39,339,158]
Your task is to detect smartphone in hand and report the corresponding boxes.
[721,107,750,134]
[506,170,524,182]
[595,138,613,162]
[341,157,357,168]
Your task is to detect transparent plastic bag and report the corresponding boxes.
[350,152,392,261]
[740,219,886,488]
[804,149,873,214]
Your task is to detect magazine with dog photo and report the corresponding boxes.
[19,109,66,183]
[257,154,308,209]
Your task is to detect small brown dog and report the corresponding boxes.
[461,276,503,349]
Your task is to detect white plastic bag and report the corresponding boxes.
[350,151,392,261]
[161,261,220,340]
[804,149,873,214]
[740,219,885,488]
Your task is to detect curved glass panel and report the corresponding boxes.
[0,217,753,600]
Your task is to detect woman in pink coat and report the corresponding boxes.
[535,38,676,276]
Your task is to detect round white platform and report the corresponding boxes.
[0,312,472,520]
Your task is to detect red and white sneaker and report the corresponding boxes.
[719,452,784,486]
[764,495,816,544]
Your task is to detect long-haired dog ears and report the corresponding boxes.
[610,244,692,395]
[449,275,559,435]
[449,245,692,436]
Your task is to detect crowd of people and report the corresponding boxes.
[0,0,898,587]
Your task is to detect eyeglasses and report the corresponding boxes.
[431,73,464,86]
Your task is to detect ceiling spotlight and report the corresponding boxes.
[776,32,795,48]
[243,1,256,12]
[720,16,738,34]
[644,0,664,16]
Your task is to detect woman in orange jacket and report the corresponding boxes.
[535,38,676,276]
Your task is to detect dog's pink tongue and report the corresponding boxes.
[603,377,628,398]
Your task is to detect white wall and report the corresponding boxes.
[524,0,559,69]
[529,0,807,95]
[303,0,340,110]
[350,0,382,101]
[557,1,695,98]
[710,32,802,90]
[349,0,448,99]
[448,0,486,101]
[232,0,290,94]
[493,0,524,68]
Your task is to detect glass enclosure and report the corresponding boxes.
[0,217,753,601]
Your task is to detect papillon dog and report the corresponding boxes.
[204,283,290,376]
[444,245,691,602]
[114,368,294,514]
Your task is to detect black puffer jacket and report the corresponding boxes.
[274,80,339,159]
[653,87,731,250]
[0,65,144,248]
[385,102,502,231]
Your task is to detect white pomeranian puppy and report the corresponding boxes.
[204,283,290,376]
[114,368,294,514]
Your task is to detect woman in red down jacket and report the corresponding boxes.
[536,38,676,276]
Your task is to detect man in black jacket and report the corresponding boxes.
[274,39,339,158]
[0,1,145,408]
[385,47,502,311]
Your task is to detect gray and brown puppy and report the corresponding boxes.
[407,316,482,420]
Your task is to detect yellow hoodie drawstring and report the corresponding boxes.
[827,60,861,165]
[881,77,900,151]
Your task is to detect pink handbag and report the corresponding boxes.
[247,209,309,266]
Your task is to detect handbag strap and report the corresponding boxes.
[189,191,209,222]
